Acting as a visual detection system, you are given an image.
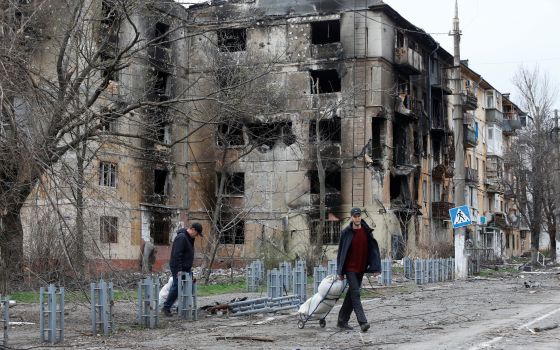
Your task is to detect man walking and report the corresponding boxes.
[162,223,203,316]
[336,208,381,332]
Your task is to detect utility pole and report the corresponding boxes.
[450,0,467,278]
[554,109,560,263]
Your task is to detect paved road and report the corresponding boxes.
[4,271,560,349]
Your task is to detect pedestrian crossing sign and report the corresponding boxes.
[449,205,472,228]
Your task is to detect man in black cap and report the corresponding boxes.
[162,223,203,316]
[336,208,380,332]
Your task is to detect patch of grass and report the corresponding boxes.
[10,291,40,303]
[197,281,246,296]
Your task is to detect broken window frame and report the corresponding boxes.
[310,20,341,45]
[154,22,170,47]
[100,216,118,243]
[218,219,245,245]
[310,69,341,94]
[309,116,341,143]
[217,28,247,52]
[99,161,117,187]
[217,172,245,196]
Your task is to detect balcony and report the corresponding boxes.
[486,108,503,126]
[430,76,452,95]
[464,126,477,148]
[490,212,510,229]
[502,119,522,135]
[462,90,478,111]
[395,96,423,119]
[310,42,343,60]
[432,201,454,220]
[465,167,478,184]
[394,47,424,75]
[485,178,503,193]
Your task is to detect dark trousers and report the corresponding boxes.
[338,272,367,325]
[163,274,179,310]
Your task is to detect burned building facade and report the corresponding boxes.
[182,0,456,263]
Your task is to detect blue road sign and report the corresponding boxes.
[449,205,472,228]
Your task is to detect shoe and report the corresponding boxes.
[360,322,370,332]
[337,322,353,330]
[162,308,172,317]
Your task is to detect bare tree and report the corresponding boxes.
[0,0,205,287]
[505,65,558,265]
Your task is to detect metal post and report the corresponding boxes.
[450,0,467,279]
[39,284,63,344]
[312,266,327,293]
[327,259,337,276]
[1,295,9,346]
[137,277,158,328]
[178,272,195,321]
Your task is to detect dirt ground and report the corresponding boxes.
[3,268,560,350]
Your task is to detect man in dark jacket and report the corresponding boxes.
[162,223,203,316]
[336,208,381,332]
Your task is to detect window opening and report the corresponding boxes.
[99,162,117,187]
[309,116,341,143]
[309,169,341,195]
[154,22,170,47]
[311,20,340,44]
[154,169,168,195]
[217,28,246,52]
[217,172,245,195]
[100,216,118,243]
[310,69,341,94]
[393,120,407,165]
[372,118,385,159]
[219,219,245,244]
[217,122,244,147]
[246,121,295,149]
[390,174,410,203]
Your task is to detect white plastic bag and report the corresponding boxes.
[317,275,345,299]
[158,276,173,305]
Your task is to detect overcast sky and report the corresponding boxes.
[179,0,559,108]
[385,0,559,108]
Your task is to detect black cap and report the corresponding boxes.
[350,208,362,216]
[190,223,203,237]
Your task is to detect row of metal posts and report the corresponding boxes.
[413,258,455,285]
[267,260,306,301]
[379,258,455,286]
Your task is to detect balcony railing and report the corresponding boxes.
[462,90,478,111]
[486,108,503,125]
[502,119,522,134]
[394,47,424,74]
[432,201,454,220]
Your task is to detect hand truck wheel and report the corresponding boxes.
[297,320,305,329]
[319,319,326,328]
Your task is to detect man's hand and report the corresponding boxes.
[371,272,380,277]
[338,275,345,280]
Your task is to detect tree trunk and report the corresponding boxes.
[315,111,325,266]
[0,210,24,292]
[74,144,86,274]
[202,164,228,285]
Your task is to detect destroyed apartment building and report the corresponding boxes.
[11,0,529,273]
